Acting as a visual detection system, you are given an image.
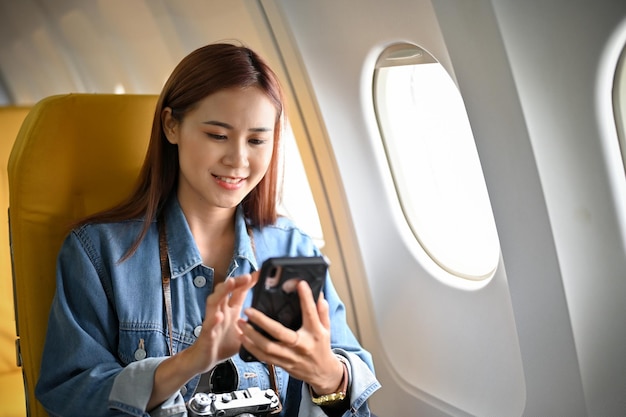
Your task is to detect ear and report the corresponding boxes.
[162,107,179,145]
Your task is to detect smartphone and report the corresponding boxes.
[239,256,329,362]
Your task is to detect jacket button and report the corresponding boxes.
[193,275,207,287]
[194,325,202,338]
[134,348,147,361]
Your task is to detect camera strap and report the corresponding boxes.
[158,215,175,357]
[157,213,282,411]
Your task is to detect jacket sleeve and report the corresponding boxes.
[35,231,184,417]
[298,350,381,417]
[109,358,187,417]
[297,275,381,417]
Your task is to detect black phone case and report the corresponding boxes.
[239,256,328,362]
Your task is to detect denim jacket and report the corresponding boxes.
[36,198,380,416]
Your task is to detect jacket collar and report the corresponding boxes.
[162,197,258,278]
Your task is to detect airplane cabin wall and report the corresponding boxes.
[268,0,529,416]
[268,0,626,415]
[489,1,626,415]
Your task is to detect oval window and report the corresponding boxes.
[373,43,500,280]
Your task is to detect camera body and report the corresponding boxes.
[187,387,281,417]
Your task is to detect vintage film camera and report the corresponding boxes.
[186,387,281,417]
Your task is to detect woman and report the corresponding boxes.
[35,43,380,416]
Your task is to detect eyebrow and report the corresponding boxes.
[203,120,273,133]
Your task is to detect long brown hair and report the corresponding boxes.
[78,42,285,258]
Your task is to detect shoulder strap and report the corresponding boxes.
[158,214,175,356]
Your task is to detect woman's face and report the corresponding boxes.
[163,87,277,213]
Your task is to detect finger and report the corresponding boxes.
[237,320,272,362]
[202,308,225,331]
[244,307,295,344]
[206,283,232,311]
[205,279,240,324]
[297,280,319,328]
[229,274,253,292]
[227,274,252,307]
[286,330,300,347]
[317,291,331,330]
[212,278,236,301]
[250,270,260,286]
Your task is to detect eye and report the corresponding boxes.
[207,133,227,140]
[248,138,268,145]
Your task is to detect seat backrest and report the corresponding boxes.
[0,106,30,417]
[8,94,158,417]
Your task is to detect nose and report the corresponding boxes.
[222,138,249,168]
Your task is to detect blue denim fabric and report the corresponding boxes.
[36,198,380,416]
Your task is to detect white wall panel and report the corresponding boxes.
[266,1,527,415]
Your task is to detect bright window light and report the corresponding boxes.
[374,43,499,280]
[278,123,325,248]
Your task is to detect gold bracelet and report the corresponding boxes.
[309,356,349,406]
[310,390,347,406]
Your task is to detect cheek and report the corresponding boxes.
[179,138,210,165]
[256,149,274,175]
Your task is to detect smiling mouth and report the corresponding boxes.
[214,175,245,184]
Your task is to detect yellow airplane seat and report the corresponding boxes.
[0,106,30,417]
[8,93,158,417]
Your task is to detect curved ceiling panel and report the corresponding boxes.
[0,0,276,105]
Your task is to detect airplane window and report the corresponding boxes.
[278,123,325,248]
[373,43,499,280]
[615,44,626,169]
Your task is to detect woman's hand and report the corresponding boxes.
[187,272,257,373]
[149,272,257,410]
[237,280,344,395]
